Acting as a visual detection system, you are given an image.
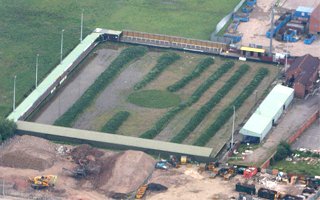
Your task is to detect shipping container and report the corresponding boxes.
[236,182,256,195]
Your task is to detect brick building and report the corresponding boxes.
[286,54,320,98]
[309,3,320,34]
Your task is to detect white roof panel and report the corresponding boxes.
[240,84,294,138]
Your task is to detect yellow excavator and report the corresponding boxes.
[29,175,57,189]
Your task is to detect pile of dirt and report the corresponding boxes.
[0,135,57,171]
[70,145,156,194]
[99,150,156,194]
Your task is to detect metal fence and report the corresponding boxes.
[211,0,246,39]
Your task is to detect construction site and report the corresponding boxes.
[0,135,319,200]
[0,0,320,199]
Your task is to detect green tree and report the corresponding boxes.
[274,141,292,161]
[0,119,17,141]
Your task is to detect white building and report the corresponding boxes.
[240,84,294,142]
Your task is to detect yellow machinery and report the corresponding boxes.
[29,175,57,189]
[180,156,187,165]
[135,184,148,199]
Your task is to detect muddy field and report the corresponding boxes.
[237,0,320,57]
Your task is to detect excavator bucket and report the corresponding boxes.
[29,175,57,189]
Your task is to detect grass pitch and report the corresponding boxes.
[0,0,240,117]
[128,90,180,109]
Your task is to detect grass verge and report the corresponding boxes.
[272,160,320,176]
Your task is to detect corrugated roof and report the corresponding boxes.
[240,46,265,53]
[95,28,122,35]
[7,32,101,122]
[241,113,271,137]
[240,84,294,138]
[17,121,213,158]
[296,6,314,13]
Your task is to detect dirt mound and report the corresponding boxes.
[99,150,156,194]
[71,144,104,163]
[0,135,56,171]
[69,145,156,194]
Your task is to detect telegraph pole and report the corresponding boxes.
[80,9,84,42]
[60,29,64,63]
[269,5,275,56]
[231,105,235,149]
[285,38,289,69]
[35,54,39,88]
[13,75,16,111]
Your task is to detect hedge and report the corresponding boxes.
[140,61,234,139]
[139,104,187,139]
[193,67,269,146]
[171,64,250,143]
[134,52,180,90]
[187,61,235,105]
[54,46,148,127]
[101,111,130,134]
[167,57,214,92]
[0,119,16,142]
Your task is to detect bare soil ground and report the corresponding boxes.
[237,0,320,57]
[0,136,307,200]
[0,135,156,199]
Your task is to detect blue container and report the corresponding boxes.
[293,6,313,19]
[233,13,250,22]
[304,35,316,44]
[242,5,253,13]
[246,0,256,7]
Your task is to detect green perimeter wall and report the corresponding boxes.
[16,121,214,162]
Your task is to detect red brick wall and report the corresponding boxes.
[260,110,319,169]
[287,110,320,144]
[294,83,306,98]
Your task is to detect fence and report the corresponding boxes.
[121,30,228,53]
[287,110,319,144]
[211,0,246,38]
[260,110,320,168]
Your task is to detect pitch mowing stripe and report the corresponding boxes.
[170,64,250,143]
[139,61,235,139]
[54,46,147,127]
[193,67,269,146]
[167,57,214,92]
